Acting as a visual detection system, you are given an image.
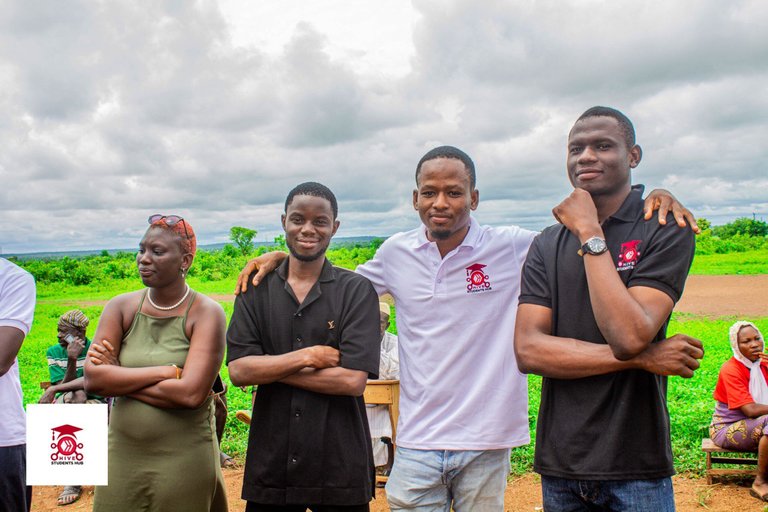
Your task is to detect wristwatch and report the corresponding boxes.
[578,236,608,257]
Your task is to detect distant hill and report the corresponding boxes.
[4,236,385,260]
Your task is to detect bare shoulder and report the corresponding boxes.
[94,290,145,337]
[190,293,226,321]
[105,290,145,316]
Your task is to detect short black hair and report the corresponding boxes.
[575,106,636,148]
[284,181,338,219]
[415,145,476,189]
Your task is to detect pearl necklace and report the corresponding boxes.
[147,284,191,311]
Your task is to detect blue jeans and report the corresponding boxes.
[385,447,510,511]
[541,475,675,512]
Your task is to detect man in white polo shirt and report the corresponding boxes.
[356,146,535,510]
[0,257,36,512]
[236,146,698,511]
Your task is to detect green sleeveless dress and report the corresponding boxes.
[93,291,228,512]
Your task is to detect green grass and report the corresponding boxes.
[690,249,768,275]
[19,260,768,473]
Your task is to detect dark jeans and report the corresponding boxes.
[0,444,31,512]
[541,475,674,512]
[246,503,369,512]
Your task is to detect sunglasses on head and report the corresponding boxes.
[147,214,191,240]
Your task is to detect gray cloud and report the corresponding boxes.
[1,0,766,254]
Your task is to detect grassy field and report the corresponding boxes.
[17,250,768,476]
[690,249,768,275]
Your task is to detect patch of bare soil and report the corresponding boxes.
[30,470,767,511]
[676,274,768,318]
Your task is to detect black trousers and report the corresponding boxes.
[0,444,31,512]
[246,502,369,512]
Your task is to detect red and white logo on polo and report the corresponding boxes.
[465,263,492,293]
[617,240,641,271]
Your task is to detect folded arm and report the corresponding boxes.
[84,296,176,396]
[229,345,340,387]
[280,367,368,396]
[127,299,226,409]
[582,250,675,359]
[514,303,703,379]
[554,188,679,359]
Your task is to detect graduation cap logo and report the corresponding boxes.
[617,240,642,270]
[465,263,492,293]
[50,424,84,462]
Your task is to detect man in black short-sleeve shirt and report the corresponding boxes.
[515,107,703,511]
[227,182,380,512]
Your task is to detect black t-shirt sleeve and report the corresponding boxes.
[226,276,265,364]
[627,218,695,303]
[519,232,553,309]
[338,274,381,379]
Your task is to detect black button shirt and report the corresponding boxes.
[227,259,381,505]
[519,185,695,480]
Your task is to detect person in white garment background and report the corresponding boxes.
[366,302,400,472]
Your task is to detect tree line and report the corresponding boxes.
[9,218,765,286]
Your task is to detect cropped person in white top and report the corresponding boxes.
[0,257,36,512]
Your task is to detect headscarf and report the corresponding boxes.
[729,320,768,405]
[58,310,89,331]
[149,217,197,261]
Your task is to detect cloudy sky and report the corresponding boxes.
[1,0,766,254]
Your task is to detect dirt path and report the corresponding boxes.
[675,274,768,318]
[30,470,767,511]
[42,275,768,319]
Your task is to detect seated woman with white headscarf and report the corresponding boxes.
[710,321,768,502]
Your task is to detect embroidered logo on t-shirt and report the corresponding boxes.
[327,320,335,330]
[465,263,492,293]
[617,240,641,271]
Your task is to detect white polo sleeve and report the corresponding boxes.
[0,262,36,335]
[355,244,391,296]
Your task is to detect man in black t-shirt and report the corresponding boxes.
[227,182,381,512]
[515,107,704,511]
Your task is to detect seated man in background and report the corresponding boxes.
[40,310,103,406]
[39,310,105,506]
[366,302,400,476]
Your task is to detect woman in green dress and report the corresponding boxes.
[84,215,227,512]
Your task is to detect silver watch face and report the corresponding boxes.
[587,237,607,253]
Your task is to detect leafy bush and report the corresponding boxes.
[696,232,768,255]
[712,217,768,239]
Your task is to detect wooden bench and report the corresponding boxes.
[702,437,758,484]
[364,380,400,485]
